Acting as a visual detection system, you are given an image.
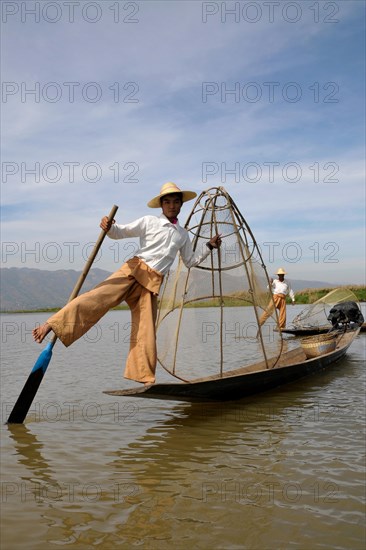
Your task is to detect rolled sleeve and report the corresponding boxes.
[107,217,146,240]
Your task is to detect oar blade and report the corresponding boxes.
[6,205,118,424]
[7,343,53,424]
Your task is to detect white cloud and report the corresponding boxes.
[1,0,365,283]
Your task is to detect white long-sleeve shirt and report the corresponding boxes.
[271,278,295,301]
[107,214,210,275]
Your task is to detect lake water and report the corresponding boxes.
[1,306,365,550]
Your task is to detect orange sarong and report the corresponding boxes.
[47,257,163,383]
[259,293,287,329]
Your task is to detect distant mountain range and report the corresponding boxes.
[0,267,337,311]
[1,267,111,311]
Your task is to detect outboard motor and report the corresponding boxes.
[327,301,364,330]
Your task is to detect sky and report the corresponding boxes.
[1,0,365,284]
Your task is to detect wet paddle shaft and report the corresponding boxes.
[7,205,119,424]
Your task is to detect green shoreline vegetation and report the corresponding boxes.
[2,286,365,314]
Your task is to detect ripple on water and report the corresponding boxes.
[1,312,365,549]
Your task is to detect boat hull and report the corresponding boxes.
[104,330,360,402]
[280,327,331,336]
[281,322,365,336]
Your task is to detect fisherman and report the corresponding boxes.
[259,268,295,329]
[32,183,222,386]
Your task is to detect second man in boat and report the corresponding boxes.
[259,268,295,329]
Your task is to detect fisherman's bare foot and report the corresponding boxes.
[33,323,52,343]
[144,382,154,388]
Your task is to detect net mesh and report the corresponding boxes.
[292,288,360,329]
[156,187,283,382]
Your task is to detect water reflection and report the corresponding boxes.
[4,390,307,548]
[4,345,365,549]
[7,424,56,485]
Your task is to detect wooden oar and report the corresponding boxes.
[7,205,119,424]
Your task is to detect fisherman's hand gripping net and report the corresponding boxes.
[156,187,284,382]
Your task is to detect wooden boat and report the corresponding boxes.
[104,188,362,403]
[280,323,366,336]
[279,326,331,336]
[104,328,360,402]
[283,288,364,336]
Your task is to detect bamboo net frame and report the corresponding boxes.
[156,187,284,382]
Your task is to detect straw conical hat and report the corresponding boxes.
[147,182,197,208]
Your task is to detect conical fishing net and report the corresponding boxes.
[156,187,284,382]
[292,288,360,329]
